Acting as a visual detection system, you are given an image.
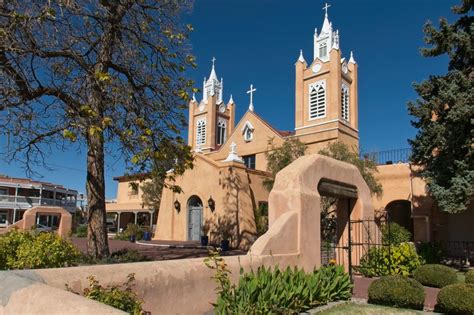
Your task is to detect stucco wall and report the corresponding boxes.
[155,155,270,248]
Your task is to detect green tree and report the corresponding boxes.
[319,142,383,197]
[0,1,195,258]
[263,137,307,191]
[408,1,473,213]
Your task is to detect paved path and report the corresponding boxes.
[72,237,246,261]
[352,276,440,311]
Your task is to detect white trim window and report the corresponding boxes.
[341,83,349,122]
[309,80,326,120]
[319,42,328,59]
[196,118,206,146]
[216,118,227,145]
[242,121,254,142]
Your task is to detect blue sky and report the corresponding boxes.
[0,0,458,198]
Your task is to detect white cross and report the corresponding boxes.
[246,84,256,111]
[211,57,216,67]
[322,2,331,16]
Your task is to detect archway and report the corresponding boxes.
[385,200,413,239]
[187,195,203,241]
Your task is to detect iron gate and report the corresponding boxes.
[322,216,391,279]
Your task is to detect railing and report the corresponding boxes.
[361,148,412,165]
[0,195,76,209]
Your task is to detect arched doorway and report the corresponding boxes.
[386,200,413,238]
[187,195,203,241]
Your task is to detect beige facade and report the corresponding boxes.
[107,10,469,249]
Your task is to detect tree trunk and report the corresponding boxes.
[86,131,109,258]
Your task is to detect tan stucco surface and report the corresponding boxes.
[156,154,270,248]
[4,206,72,237]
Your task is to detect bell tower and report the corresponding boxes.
[188,58,235,153]
[294,3,359,153]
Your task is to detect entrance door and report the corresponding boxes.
[187,196,203,241]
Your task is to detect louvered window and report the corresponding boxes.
[319,42,327,59]
[309,81,326,119]
[196,118,206,146]
[341,84,349,122]
[216,119,226,145]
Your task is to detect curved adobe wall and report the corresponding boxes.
[252,154,375,271]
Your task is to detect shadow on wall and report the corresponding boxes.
[204,166,258,249]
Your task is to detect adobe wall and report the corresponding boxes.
[155,154,271,248]
[5,206,72,237]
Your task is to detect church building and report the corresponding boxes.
[107,7,474,254]
[154,8,360,247]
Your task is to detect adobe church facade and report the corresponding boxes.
[108,8,473,252]
[155,10,360,247]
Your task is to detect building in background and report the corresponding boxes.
[0,175,77,230]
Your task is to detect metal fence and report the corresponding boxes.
[361,148,412,165]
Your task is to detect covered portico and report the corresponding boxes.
[106,202,154,232]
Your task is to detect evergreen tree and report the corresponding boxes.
[408,0,473,213]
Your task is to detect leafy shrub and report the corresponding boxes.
[382,223,411,245]
[0,229,80,270]
[368,275,425,310]
[67,273,144,315]
[358,242,423,277]
[435,283,474,314]
[115,224,144,241]
[204,250,352,313]
[416,241,445,264]
[413,264,458,288]
[466,270,474,284]
[75,225,87,238]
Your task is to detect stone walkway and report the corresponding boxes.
[352,276,440,311]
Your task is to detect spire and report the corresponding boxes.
[349,51,356,64]
[192,92,197,103]
[202,57,223,103]
[228,94,234,105]
[298,49,306,63]
[321,3,332,34]
[208,56,218,81]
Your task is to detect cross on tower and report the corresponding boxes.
[246,84,256,111]
[322,2,331,16]
[211,57,216,68]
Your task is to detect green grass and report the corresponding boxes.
[457,271,466,283]
[319,303,425,314]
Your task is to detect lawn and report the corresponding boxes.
[319,302,425,314]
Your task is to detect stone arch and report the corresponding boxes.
[187,195,203,241]
[250,154,375,271]
[385,200,413,238]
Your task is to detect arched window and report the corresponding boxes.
[216,119,226,145]
[196,118,206,146]
[319,42,327,59]
[341,84,349,122]
[309,80,326,119]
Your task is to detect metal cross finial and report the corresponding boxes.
[246,84,256,111]
[323,2,331,16]
[211,57,216,68]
